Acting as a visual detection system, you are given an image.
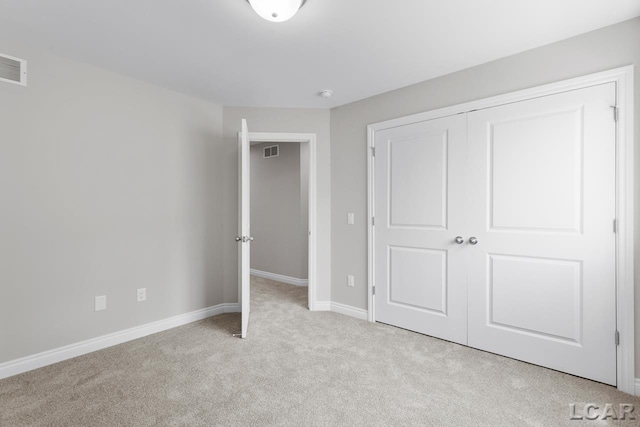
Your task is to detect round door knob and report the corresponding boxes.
[469,237,478,245]
[455,236,464,244]
[235,236,242,242]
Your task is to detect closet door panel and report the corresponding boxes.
[374,114,468,345]
[466,83,617,385]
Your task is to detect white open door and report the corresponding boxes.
[237,119,251,338]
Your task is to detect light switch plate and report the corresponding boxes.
[347,213,355,225]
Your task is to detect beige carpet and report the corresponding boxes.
[1,276,638,426]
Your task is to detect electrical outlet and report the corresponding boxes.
[137,288,146,302]
[347,275,355,287]
[95,295,107,311]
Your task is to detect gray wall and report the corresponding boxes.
[0,41,224,364]
[250,141,308,279]
[330,17,640,371]
[222,107,331,304]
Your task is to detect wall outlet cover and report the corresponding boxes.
[137,288,147,302]
[95,295,107,311]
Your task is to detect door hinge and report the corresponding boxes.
[371,146,376,157]
[615,330,620,346]
[611,106,619,122]
[372,216,375,226]
[613,219,617,233]
[372,286,376,296]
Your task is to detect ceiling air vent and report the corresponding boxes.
[263,145,279,158]
[0,53,27,86]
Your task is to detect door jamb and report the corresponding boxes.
[240,131,318,311]
[366,66,635,394]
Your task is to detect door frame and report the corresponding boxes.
[367,66,635,394]
[239,131,318,311]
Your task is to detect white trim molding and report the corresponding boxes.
[635,379,640,396]
[612,66,635,396]
[330,302,368,321]
[314,301,331,311]
[315,301,368,321]
[0,303,240,380]
[367,66,635,395]
[250,269,308,286]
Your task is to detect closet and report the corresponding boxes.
[372,82,617,385]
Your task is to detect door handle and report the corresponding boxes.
[455,236,464,244]
[469,237,478,245]
[235,236,242,242]
[235,236,254,243]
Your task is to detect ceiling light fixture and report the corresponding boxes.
[247,0,306,23]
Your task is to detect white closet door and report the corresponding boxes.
[466,83,617,385]
[374,114,468,345]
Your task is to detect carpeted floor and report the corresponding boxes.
[1,276,639,426]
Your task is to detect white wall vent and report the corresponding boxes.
[263,145,279,158]
[0,53,27,86]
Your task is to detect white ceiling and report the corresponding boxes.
[0,0,638,108]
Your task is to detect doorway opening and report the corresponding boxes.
[244,132,317,311]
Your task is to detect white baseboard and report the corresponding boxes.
[0,302,240,380]
[250,269,308,287]
[635,378,640,396]
[330,302,368,320]
[314,301,368,321]
[314,301,331,311]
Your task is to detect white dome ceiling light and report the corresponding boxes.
[247,0,306,23]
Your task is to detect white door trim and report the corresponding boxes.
[240,131,318,311]
[367,66,635,394]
